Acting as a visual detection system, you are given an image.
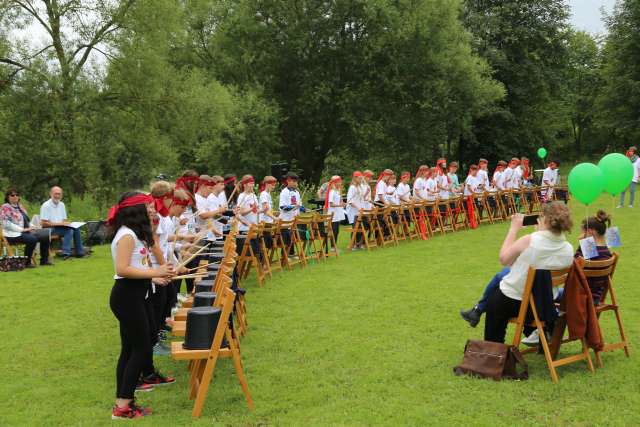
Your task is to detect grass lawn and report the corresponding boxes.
[1,196,638,426]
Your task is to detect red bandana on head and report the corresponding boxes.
[153,196,170,217]
[324,176,342,210]
[106,194,154,225]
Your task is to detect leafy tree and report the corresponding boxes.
[596,0,640,150]
[463,0,571,165]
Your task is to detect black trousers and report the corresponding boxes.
[6,231,50,264]
[326,221,340,252]
[110,279,152,399]
[484,287,534,343]
[150,285,167,333]
[143,296,158,376]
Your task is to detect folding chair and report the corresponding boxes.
[575,255,628,366]
[295,215,322,262]
[380,206,398,247]
[310,214,327,261]
[263,221,284,273]
[316,213,339,257]
[171,287,253,418]
[236,225,267,287]
[406,203,423,240]
[394,205,410,241]
[529,186,543,213]
[349,210,374,250]
[449,195,469,231]
[510,266,595,383]
[275,220,302,270]
[474,192,493,225]
[436,199,455,233]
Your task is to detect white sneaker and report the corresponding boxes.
[522,330,540,347]
[629,205,634,208]
[616,205,623,208]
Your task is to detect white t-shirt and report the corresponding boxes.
[512,167,522,189]
[396,182,411,203]
[494,171,505,190]
[279,187,302,221]
[327,189,345,222]
[361,183,373,209]
[500,230,574,300]
[503,167,515,189]
[478,169,490,189]
[385,185,399,205]
[111,226,149,279]
[375,180,387,203]
[40,199,67,223]
[259,191,274,223]
[542,167,558,186]
[425,178,438,201]
[464,175,480,196]
[437,174,450,199]
[237,192,259,232]
[197,192,223,239]
[413,177,427,201]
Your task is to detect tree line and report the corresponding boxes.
[0,0,638,205]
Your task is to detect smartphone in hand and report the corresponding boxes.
[523,214,539,227]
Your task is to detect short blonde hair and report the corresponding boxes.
[150,180,173,197]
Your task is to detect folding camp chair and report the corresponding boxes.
[556,255,629,367]
[171,287,253,418]
[449,195,469,231]
[316,213,339,257]
[510,266,594,383]
[236,225,267,287]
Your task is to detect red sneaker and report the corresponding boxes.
[130,400,152,416]
[111,404,147,420]
[135,381,154,392]
[142,371,176,387]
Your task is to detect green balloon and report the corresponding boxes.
[537,148,547,159]
[598,153,634,196]
[568,163,604,205]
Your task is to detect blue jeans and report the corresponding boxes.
[52,226,85,256]
[620,182,637,206]
[476,267,511,313]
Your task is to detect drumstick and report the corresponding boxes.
[184,261,220,272]
[172,273,208,280]
[176,244,208,270]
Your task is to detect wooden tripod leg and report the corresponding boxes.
[227,329,254,409]
[581,337,596,373]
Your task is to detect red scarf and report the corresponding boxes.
[324,177,342,210]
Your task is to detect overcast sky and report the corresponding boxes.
[568,0,617,34]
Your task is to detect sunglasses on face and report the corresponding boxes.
[9,193,19,197]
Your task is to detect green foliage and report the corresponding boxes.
[1,196,639,425]
[596,0,640,148]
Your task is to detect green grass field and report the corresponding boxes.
[1,196,638,426]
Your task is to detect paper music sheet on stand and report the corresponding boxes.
[68,222,86,229]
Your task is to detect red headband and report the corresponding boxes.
[363,171,374,178]
[353,171,363,178]
[401,172,411,179]
[153,196,170,217]
[241,176,255,186]
[172,196,191,207]
[106,194,153,225]
[224,177,237,185]
[199,178,218,187]
[176,176,198,190]
[324,176,342,210]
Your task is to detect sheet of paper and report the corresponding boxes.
[68,221,86,229]
[579,236,599,260]
[606,226,621,248]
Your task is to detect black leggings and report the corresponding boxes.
[110,279,152,399]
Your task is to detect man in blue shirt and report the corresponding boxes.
[40,186,86,259]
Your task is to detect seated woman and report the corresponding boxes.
[461,207,613,329]
[1,188,52,267]
[458,202,573,343]
[574,210,613,305]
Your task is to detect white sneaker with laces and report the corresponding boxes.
[522,329,540,347]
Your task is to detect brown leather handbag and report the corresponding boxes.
[453,339,528,381]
